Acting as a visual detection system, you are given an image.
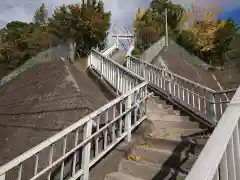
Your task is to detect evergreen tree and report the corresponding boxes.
[33,3,48,25]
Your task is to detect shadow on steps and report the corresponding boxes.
[151,130,210,180]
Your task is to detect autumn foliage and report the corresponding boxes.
[133,0,239,66]
[178,2,239,65]
[0,1,111,75]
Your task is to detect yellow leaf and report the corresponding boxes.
[128,154,141,161]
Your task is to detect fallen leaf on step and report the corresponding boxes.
[138,143,150,148]
[128,153,141,161]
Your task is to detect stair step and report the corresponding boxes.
[147,100,172,109]
[131,146,197,171]
[147,114,189,122]
[147,107,180,116]
[142,136,206,155]
[119,159,186,180]
[147,98,182,116]
[147,116,199,129]
[148,97,166,105]
[104,172,144,180]
[155,99,167,105]
[148,125,206,139]
[119,159,162,179]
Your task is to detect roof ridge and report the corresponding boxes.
[0,44,69,88]
[60,57,95,113]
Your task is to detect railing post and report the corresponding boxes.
[100,57,103,79]
[116,68,120,95]
[87,51,92,68]
[211,94,217,124]
[142,63,146,79]
[0,174,5,180]
[168,73,172,95]
[81,118,93,180]
[144,85,148,115]
[126,57,130,69]
[125,95,132,142]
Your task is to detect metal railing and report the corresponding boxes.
[0,49,150,180]
[186,86,240,180]
[126,41,135,57]
[101,44,118,57]
[89,49,145,95]
[126,55,236,124]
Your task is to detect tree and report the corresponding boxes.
[150,0,184,30]
[213,19,240,66]
[177,29,196,52]
[33,3,48,25]
[176,1,239,66]
[48,2,111,56]
[133,0,184,53]
[133,9,161,51]
[0,0,111,76]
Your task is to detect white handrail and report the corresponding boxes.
[126,40,135,57]
[126,55,236,123]
[92,49,143,79]
[186,87,240,180]
[90,49,145,95]
[127,55,215,92]
[101,44,117,57]
[0,48,150,180]
[0,82,148,175]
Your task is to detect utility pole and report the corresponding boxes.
[165,8,168,47]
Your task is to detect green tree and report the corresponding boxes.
[177,29,196,52]
[150,0,184,31]
[213,19,240,66]
[133,9,162,51]
[0,0,111,75]
[33,3,48,25]
[133,0,184,53]
[48,1,111,56]
[175,2,239,66]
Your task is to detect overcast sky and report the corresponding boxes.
[1,0,240,28]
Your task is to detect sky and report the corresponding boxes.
[219,8,240,25]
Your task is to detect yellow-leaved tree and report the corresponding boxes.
[178,0,238,66]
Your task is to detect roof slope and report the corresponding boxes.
[159,47,220,90]
[142,38,233,90]
[140,37,239,90]
[0,57,110,166]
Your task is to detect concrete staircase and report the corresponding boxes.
[104,96,210,180]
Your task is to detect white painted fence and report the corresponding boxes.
[89,49,145,95]
[101,44,118,57]
[0,49,151,180]
[126,55,236,125]
[1,42,239,180]
[126,40,135,57]
[186,87,240,180]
